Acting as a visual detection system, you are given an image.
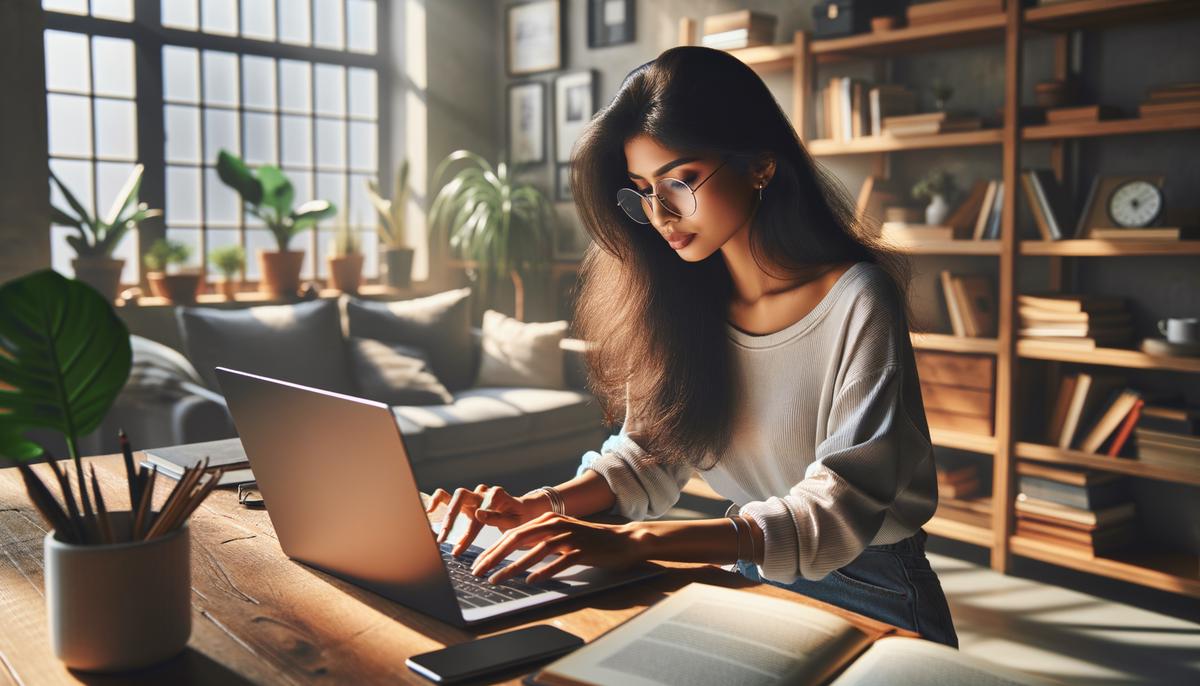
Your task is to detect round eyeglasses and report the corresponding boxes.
[616,159,728,225]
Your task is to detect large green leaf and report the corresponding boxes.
[0,270,132,462]
[257,165,295,221]
[216,150,264,206]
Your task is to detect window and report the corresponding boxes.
[43,0,387,286]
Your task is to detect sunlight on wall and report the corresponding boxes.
[405,0,429,281]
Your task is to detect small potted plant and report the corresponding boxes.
[215,150,336,299]
[143,238,202,304]
[366,159,414,289]
[49,164,162,302]
[912,169,958,226]
[327,219,364,294]
[209,244,245,300]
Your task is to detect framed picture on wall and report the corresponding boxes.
[555,162,573,202]
[553,70,596,164]
[507,81,546,165]
[588,0,635,48]
[507,0,562,76]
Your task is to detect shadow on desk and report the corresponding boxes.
[68,648,255,686]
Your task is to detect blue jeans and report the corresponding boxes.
[735,528,959,648]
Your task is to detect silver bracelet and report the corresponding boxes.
[739,514,758,565]
[727,515,745,562]
[531,486,565,515]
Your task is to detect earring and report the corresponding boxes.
[757,183,764,201]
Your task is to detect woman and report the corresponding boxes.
[426,46,958,647]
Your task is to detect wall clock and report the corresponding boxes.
[1106,179,1164,228]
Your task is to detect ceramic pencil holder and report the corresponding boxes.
[43,511,192,672]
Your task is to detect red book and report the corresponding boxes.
[1106,398,1144,457]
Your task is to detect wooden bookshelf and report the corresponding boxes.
[807,129,1003,156]
[1021,240,1200,256]
[809,13,1006,62]
[1018,340,1200,374]
[1022,112,1200,140]
[1015,443,1200,487]
[911,332,1001,354]
[882,239,1003,255]
[932,428,998,455]
[725,43,795,72]
[1023,0,1200,31]
[1010,535,1200,598]
[927,497,993,547]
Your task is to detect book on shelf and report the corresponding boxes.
[944,180,990,238]
[1019,169,1072,240]
[1105,397,1144,457]
[141,437,254,486]
[1018,307,1132,326]
[972,180,999,240]
[882,111,982,137]
[1145,81,1200,102]
[1137,100,1200,118]
[1016,460,1123,488]
[983,180,1004,240]
[1139,404,1200,435]
[940,270,967,337]
[939,271,997,338]
[1015,493,1136,529]
[1016,293,1127,314]
[868,86,917,137]
[906,0,1003,26]
[1051,373,1125,450]
[525,582,1055,686]
[1077,388,1142,454]
[1134,427,1200,470]
[1017,474,1130,511]
[1044,104,1122,124]
[1018,324,1133,340]
[701,10,776,49]
[1089,227,1197,241]
[1014,518,1136,556]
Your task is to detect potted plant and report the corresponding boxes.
[49,164,162,302]
[327,219,364,294]
[214,150,336,299]
[209,244,245,300]
[143,238,202,304]
[912,169,958,226]
[366,159,415,289]
[429,150,555,321]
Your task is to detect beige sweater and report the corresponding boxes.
[580,261,938,584]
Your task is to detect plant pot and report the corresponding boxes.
[71,256,124,303]
[382,247,414,289]
[220,277,239,300]
[258,249,305,299]
[146,271,203,304]
[44,512,191,672]
[925,194,950,226]
[328,253,364,293]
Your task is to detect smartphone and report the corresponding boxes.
[405,625,584,684]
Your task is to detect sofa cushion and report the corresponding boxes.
[347,337,455,406]
[176,298,354,394]
[475,309,568,389]
[345,287,475,392]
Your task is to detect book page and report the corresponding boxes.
[829,636,1057,686]
[535,583,872,686]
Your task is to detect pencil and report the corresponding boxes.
[89,465,114,544]
[17,463,73,541]
[132,465,157,540]
[47,458,86,543]
[145,461,199,539]
[118,429,139,512]
[169,466,227,535]
[145,458,208,540]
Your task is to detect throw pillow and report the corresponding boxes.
[474,309,568,389]
[347,337,455,406]
[176,298,355,394]
[344,287,475,391]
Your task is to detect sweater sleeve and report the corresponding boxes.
[737,361,933,584]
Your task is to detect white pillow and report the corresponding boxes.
[474,309,568,389]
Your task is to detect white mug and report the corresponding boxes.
[1157,317,1199,344]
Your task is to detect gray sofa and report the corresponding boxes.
[90,291,610,494]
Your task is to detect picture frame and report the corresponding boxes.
[507,81,546,166]
[553,70,597,164]
[506,0,562,77]
[555,162,573,203]
[588,0,635,48]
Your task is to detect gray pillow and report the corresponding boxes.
[345,287,475,391]
[347,337,455,406]
[176,298,354,394]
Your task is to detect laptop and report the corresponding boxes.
[214,367,665,626]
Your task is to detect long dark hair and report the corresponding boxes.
[570,46,911,469]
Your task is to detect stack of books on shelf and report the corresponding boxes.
[1019,169,1073,241]
[819,79,918,141]
[1134,404,1200,471]
[1045,104,1122,125]
[939,270,996,338]
[877,178,1003,244]
[700,10,776,50]
[882,110,982,137]
[1017,294,1133,350]
[1015,461,1136,557]
[906,0,1003,26]
[1047,372,1142,454]
[1138,81,1200,119]
[937,463,984,501]
[916,351,995,437]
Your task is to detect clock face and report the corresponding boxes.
[1107,180,1163,228]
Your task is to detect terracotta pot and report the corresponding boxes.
[381,247,414,289]
[257,249,305,299]
[71,256,124,303]
[220,277,239,300]
[328,253,364,293]
[146,271,202,304]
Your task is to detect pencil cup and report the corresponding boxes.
[44,511,192,672]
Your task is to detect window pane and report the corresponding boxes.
[45,30,90,94]
[92,37,135,98]
[49,158,94,217]
[242,55,277,111]
[241,0,276,41]
[244,112,278,165]
[205,168,240,226]
[167,165,203,225]
[163,46,200,104]
[114,227,140,284]
[316,229,335,277]
[279,0,312,46]
[205,229,240,282]
[316,172,346,217]
[348,68,377,119]
[280,60,312,113]
[47,94,93,158]
[314,64,346,117]
[347,0,377,54]
[288,170,314,204]
[314,0,345,50]
[204,109,240,163]
[91,0,133,21]
[162,0,199,30]
[165,105,202,163]
[202,0,238,36]
[94,98,137,160]
[280,115,312,167]
[96,162,137,220]
[43,0,87,15]
[203,51,239,107]
[349,173,373,227]
[165,227,204,270]
[316,119,346,170]
[348,121,376,172]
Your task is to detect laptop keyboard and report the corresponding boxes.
[440,543,567,608]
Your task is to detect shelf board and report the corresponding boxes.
[882,239,1003,255]
[1016,442,1200,487]
[1021,239,1200,256]
[1022,113,1200,141]
[724,43,796,72]
[1024,0,1200,32]
[1010,535,1200,599]
[932,428,999,455]
[809,13,1006,62]
[1017,339,1200,373]
[807,129,1003,156]
[911,332,1001,354]
[927,499,993,547]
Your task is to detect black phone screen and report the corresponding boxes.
[405,625,584,683]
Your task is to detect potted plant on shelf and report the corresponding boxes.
[328,219,364,294]
[912,169,958,226]
[209,244,245,300]
[49,164,162,302]
[366,159,415,289]
[429,150,555,321]
[143,238,202,304]
[214,150,336,299]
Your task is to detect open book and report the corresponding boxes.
[527,583,1054,686]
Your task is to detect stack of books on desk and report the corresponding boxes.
[1015,462,1135,557]
[1134,404,1200,469]
[1018,294,1133,349]
[882,111,982,137]
[1138,81,1200,119]
[937,463,984,500]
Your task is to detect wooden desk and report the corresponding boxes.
[0,455,916,685]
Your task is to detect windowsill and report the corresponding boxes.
[116,282,436,308]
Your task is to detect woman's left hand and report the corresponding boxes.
[469,512,647,585]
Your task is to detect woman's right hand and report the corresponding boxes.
[425,485,550,556]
